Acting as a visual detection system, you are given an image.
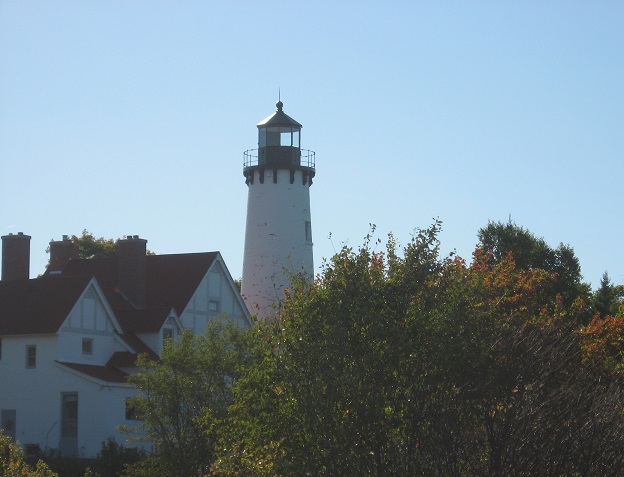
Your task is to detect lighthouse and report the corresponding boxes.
[241,100,315,318]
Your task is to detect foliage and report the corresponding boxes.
[593,271,624,318]
[40,454,90,477]
[217,222,624,476]
[70,230,118,259]
[579,313,624,372]
[0,431,58,477]
[88,220,624,476]
[90,438,145,477]
[477,220,590,316]
[122,319,249,477]
[47,230,155,260]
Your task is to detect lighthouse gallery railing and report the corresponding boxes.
[243,149,315,169]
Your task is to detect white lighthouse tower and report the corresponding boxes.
[241,100,315,318]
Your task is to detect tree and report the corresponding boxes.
[477,220,590,317]
[122,320,249,477]
[593,271,624,318]
[47,230,154,262]
[0,430,58,477]
[71,230,118,259]
[220,223,494,475]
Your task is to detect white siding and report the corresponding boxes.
[0,335,138,456]
[57,284,122,365]
[181,259,250,334]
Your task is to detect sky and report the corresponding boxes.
[1,1,623,288]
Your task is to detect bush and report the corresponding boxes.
[0,430,58,476]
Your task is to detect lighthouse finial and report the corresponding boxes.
[277,88,283,111]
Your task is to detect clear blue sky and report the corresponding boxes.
[1,1,622,288]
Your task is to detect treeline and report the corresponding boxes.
[5,221,624,477]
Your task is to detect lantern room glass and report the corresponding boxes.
[259,127,300,148]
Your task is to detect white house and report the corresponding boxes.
[0,233,251,457]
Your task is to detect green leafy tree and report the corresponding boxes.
[220,222,490,475]
[71,230,118,259]
[121,320,249,477]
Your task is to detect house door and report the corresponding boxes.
[59,393,78,456]
[1,409,16,441]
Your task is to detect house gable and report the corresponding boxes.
[60,278,121,334]
[180,254,252,334]
[57,278,125,366]
[136,309,183,356]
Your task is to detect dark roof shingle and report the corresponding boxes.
[0,276,92,335]
[61,253,218,332]
[57,361,129,383]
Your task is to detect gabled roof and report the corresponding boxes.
[118,333,159,360]
[0,276,92,335]
[107,351,139,368]
[60,252,219,333]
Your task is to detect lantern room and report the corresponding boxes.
[258,100,301,146]
[243,100,315,184]
[256,101,304,169]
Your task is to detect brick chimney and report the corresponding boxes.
[1,232,31,281]
[48,235,79,274]
[117,235,147,309]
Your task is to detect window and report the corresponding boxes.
[305,221,313,243]
[25,345,36,368]
[281,131,292,146]
[82,338,93,355]
[263,127,281,147]
[162,328,173,349]
[24,444,40,456]
[208,300,219,312]
[259,127,300,148]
